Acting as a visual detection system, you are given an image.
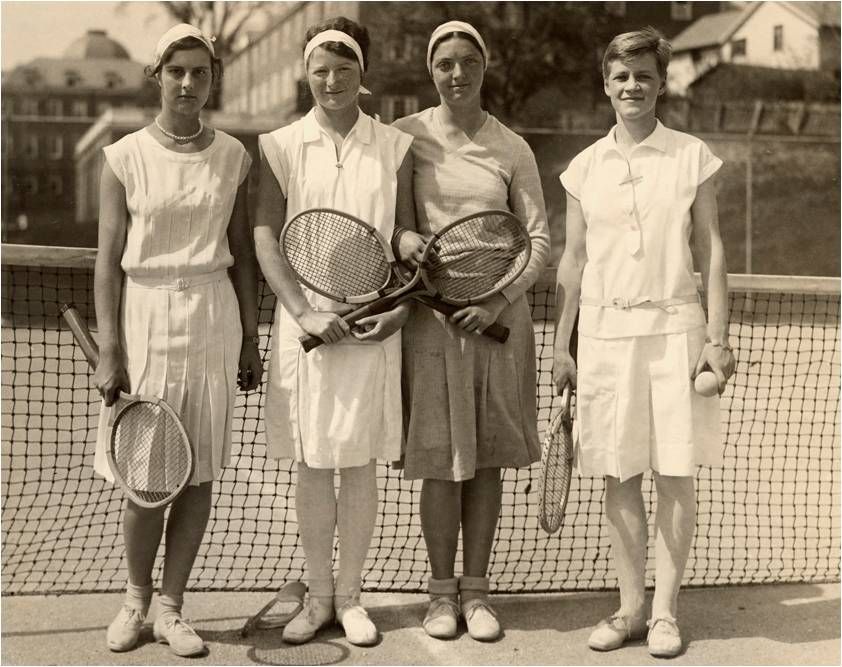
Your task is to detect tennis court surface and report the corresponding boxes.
[2,246,839,664]
[2,584,839,665]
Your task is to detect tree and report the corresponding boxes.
[125,1,285,108]
[372,1,614,124]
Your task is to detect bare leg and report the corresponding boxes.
[123,502,165,588]
[604,474,647,618]
[460,467,501,598]
[651,473,696,619]
[421,479,462,579]
[159,482,213,601]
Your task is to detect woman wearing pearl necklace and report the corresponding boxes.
[93,23,261,658]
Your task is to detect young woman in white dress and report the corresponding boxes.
[254,17,415,646]
[94,23,262,658]
[554,28,736,658]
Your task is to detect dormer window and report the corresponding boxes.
[104,71,123,89]
[65,70,81,87]
[22,68,41,86]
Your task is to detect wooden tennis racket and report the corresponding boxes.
[60,303,193,509]
[537,384,575,534]
[298,209,531,352]
[281,208,511,348]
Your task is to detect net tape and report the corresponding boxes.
[1,263,838,594]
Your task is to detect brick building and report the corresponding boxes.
[1,30,146,246]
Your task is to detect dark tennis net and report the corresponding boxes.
[2,257,839,595]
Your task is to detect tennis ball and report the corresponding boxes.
[694,371,719,397]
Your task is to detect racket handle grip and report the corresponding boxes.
[60,303,101,369]
[299,299,398,353]
[413,297,510,343]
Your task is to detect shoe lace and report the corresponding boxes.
[428,597,460,618]
[163,616,198,637]
[118,605,144,626]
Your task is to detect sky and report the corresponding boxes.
[1,1,174,70]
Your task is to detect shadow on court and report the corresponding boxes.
[2,583,839,665]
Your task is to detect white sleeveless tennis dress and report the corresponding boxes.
[94,128,251,485]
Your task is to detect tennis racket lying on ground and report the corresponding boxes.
[281,208,513,349]
[293,209,532,353]
[240,581,307,637]
[537,384,575,534]
[60,303,193,509]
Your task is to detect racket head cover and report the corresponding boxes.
[281,208,393,303]
[108,396,193,509]
[537,384,575,534]
[421,210,531,306]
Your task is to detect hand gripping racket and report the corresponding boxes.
[537,384,575,534]
[60,303,193,509]
[298,209,531,352]
[281,208,511,348]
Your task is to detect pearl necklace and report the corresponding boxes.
[154,116,204,143]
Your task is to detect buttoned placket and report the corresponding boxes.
[618,152,643,256]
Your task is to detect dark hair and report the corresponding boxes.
[145,36,223,86]
[430,30,485,66]
[602,27,671,80]
[303,16,370,72]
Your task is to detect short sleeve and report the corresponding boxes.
[258,132,289,197]
[102,141,127,186]
[559,148,589,200]
[238,147,253,185]
[697,140,723,186]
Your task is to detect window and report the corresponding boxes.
[24,135,38,158]
[46,99,63,116]
[19,98,39,115]
[48,135,63,159]
[71,100,88,116]
[3,133,14,157]
[380,95,419,123]
[22,67,41,86]
[384,38,417,64]
[104,71,124,89]
[773,25,784,51]
[24,175,39,195]
[731,38,747,58]
[65,70,81,87]
[671,1,692,21]
[605,1,626,17]
[48,175,63,196]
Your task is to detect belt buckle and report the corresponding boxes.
[175,278,187,291]
[611,297,630,310]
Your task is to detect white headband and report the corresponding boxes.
[304,29,365,71]
[427,20,489,74]
[154,23,215,70]
[303,30,370,95]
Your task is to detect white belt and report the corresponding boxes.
[126,269,229,292]
[580,294,700,312]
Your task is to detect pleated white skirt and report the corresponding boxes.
[264,305,402,469]
[94,270,242,485]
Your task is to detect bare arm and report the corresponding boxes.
[92,161,130,405]
[691,175,735,390]
[252,147,349,344]
[226,179,262,390]
[552,191,587,394]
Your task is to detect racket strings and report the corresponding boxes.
[428,215,530,301]
[113,403,191,503]
[283,211,391,299]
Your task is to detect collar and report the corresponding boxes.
[301,107,373,145]
[598,119,669,158]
